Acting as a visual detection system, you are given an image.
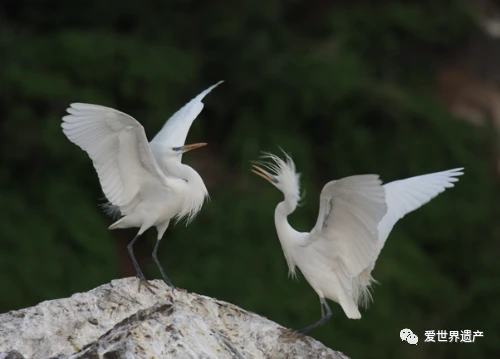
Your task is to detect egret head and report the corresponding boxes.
[252,152,302,204]
[169,142,207,157]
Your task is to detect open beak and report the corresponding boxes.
[251,164,276,184]
[182,142,207,153]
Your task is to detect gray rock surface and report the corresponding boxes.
[0,278,349,359]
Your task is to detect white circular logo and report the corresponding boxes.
[400,329,418,345]
[407,333,418,345]
[400,328,413,341]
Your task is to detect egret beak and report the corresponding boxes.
[181,143,207,153]
[251,165,276,184]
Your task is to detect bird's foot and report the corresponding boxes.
[160,276,175,289]
[278,328,308,343]
[136,274,158,294]
[292,328,311,339]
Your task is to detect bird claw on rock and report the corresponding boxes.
[137,278,158,294]
[278,327,308,343]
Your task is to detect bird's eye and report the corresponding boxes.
[172,146,182,151]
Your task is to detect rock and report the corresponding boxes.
[0,351,26,359]
[0,278,349,359]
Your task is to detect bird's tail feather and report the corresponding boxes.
[352,270,377,309]
[100,200,122,220]
[339,297,362,319]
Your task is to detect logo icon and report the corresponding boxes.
[400,328,418,345]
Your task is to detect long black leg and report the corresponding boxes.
[127,234,145,279]
[296,297,332,335]
[152,239,174,287]
[127,234,157,293]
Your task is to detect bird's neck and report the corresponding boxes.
[167,160,208,223]
[167,160,198,181]
[274,201,305,278]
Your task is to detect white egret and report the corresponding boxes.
[252,151,463,334]
[61,81,223,291]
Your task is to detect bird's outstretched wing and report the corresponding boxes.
[309,175,388,279]
[62,103,171,211]
[150,81,223,160]
[376,168,464,250]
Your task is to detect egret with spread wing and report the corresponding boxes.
[61,81,223,291]
[252,151,463,334]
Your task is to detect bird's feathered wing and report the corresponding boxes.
[61,103,172,214]
[309,176,388,279]
[150,81,223,164]
[306,175,387,308]
[372,167,464,264]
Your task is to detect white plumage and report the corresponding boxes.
[61,81,222,289]
[252,151,463,333]
[62,104,169,212]
[151,81,223,154]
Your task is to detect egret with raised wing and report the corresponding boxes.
[252,151,463,334]
[61,81,223,291]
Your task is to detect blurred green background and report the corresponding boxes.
[1,0,499,358]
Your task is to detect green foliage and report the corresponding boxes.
[1,1,498,358]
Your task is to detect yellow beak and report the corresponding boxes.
[182,143,207,152]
